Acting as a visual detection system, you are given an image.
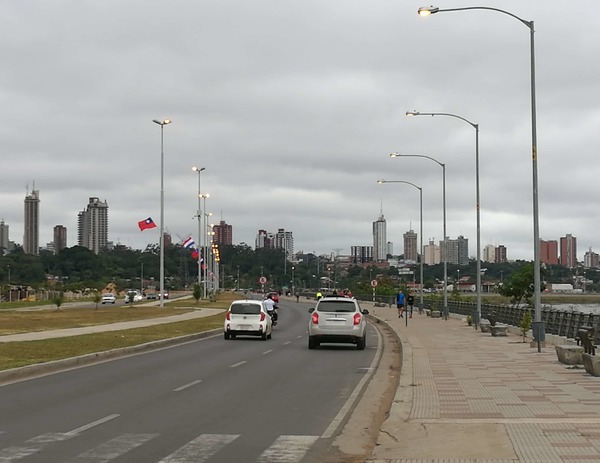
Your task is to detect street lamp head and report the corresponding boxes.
[376,179,386,184]
[406,111,420,116]
[153,119,172,126]
[389,152,401,158]
[418,6,439,16]
[192,166,206,173]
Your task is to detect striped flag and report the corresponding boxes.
[182,236,196,249]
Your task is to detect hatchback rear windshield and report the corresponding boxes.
[317,301,358,313]
[230,303,262,315]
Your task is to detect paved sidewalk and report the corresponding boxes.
[367,307,600,463]
[0,309,223,343]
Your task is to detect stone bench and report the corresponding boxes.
[490,323,508,337]
[430,310,441,318]
[583,353,600,376]
[479,321,491,333]
[555,344,584,365]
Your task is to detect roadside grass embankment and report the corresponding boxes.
[0,293,241,371]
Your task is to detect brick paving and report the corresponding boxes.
[367,309,600,463]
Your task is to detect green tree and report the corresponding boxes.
[498,262,545,307]
[192,283,202,303]
[53,292,64,311]
[520,310,532,342]
[92,290,102,309]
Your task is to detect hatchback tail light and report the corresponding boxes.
[353,313,361,325]
[226,311,231,321]
[311,312,319,324]
[260,312,266,321]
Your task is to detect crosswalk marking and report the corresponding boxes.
[158,434,239,463]
[0,432,71,462]
[257,435,319,463]
[68,433,158,462]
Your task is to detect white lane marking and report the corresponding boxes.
[283,341,291,345]
[230,361,247,368]
[159,434,239,463]
[321,324,383,439]
[296,335,302,339]
[262,350,273,355]
[257,435,319,463]
[173,380,203,392]
[70,433,158,462]
[66,414,120,436]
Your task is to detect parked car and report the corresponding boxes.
[159,290,169,300]
[307,296,369,350]
[224,300,272,340]
[101,293,117,304]
[124,290,143,303]
[146,291,157,300]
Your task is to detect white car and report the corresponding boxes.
[101,293,116,304]
[124,290,143,303]
[224,300,272,340]
[308,296,369,350]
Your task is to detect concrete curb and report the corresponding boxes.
[0,328,221,385]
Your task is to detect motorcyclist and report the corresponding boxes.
[263,294,278,324]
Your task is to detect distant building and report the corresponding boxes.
[483,244,495,263]
[255,229,274,249]
[24,188,40,255]
[403,229,418,262]
[560,234,577,268]
[386,241,394,257]
[584,248,599,269]
[540,239,559,265]
[53,225,67,254]
[495,245,507,263]
[351,246,373,264]
[372,212,387,262]
[77,197,108,254]
[0,219,8,254]
[423,239,440,265]
[213,220,232,245]
[275,228,294,260]
[443,235,469,265]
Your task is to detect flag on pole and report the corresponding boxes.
[182,236,196,249]
[138,217,157,231]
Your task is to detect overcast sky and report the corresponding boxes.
[1,1,598,262]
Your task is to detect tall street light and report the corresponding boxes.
[200,194,210,299]
[7,265,10,303]
[417,5,543,349]
[192,166,206,295]
[152,118,171,308]
[377,179,424,314]
[406,110,481,327]
[390,152,447,318]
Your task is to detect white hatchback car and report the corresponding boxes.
[308,296,369,350]
[101,293,117,304]
[224,300,272,340]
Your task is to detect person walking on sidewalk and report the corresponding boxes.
[396,290,405,318]
[407,293,415,318]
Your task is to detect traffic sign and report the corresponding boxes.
[370,279,378,288]
[259,276,267,284]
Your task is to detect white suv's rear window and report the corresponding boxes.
[317,300,357,313]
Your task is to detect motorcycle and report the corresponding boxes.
[268,305,279,327]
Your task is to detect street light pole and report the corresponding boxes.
[406,110,481,327]
[390,153,447,318]
[152,118,171,308]
[192,166,205,295]
[417,5,543,349]
[377,180,424,313]
[200,194,210,299]
[7,265,10,303]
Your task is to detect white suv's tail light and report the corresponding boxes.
[260,312,266,321]
[353,313,361,325]
[226,311,231,321]
[311,312,319,324]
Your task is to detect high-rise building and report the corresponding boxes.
[584,248,599,269]
[213,220,233,245]
[53,225,67,254]
[423,239,440,265]
[372,213,387,262]
[540,239,559,265]
[351,246,373,264]
[275,228,294,260]
[24,188,40,255]
[77,197,109,254]
[403,229,418,262]
[255,229,273,249]
[560,234,577,268]
[483,244,496,263]
[495,245,507,263]
[443,235,469,265]
[0,219,8,254]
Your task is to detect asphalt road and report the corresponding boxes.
[0,298,380,463]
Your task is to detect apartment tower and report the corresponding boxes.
[23,188,40,255]
[77,197,109,254]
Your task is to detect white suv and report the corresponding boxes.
[224,300,272,340]
[307,296,369,350]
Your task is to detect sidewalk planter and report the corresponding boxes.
[583,353,600,376]
[555,344,584,365]
[490,323,508,336]
[430,310,441,318]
